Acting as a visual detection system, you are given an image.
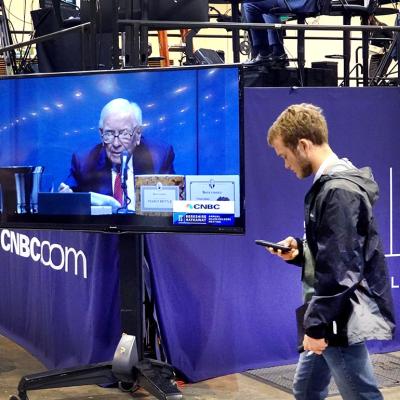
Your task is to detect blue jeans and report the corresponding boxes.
[242,2,282,49]
[293,342,383,400]
[242,0,317,52]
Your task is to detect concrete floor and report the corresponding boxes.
[1,335,400,399]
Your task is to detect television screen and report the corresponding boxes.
[0,65,245,233]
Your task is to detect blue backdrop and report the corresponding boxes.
[0,87,399,383]
[0,66,239,188]
[146,87,400,381]
[0,229,121,368]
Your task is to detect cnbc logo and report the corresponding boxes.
[185,203,221,210]
[174,200,234,214]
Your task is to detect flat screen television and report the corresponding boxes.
[0,65,245,233]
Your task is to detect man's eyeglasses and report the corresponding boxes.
[101,127,141,143]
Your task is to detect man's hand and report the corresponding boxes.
[58,182,73,193]
[303,335,328,355]
[266,236,299,261]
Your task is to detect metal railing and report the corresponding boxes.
[0,17,399,86]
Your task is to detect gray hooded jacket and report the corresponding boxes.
[296,158,395,345]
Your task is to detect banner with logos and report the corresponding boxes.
[0,229,121,369]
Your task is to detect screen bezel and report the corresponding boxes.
[0,64,245,234]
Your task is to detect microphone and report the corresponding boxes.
[117,149,135,214]
[120,150,131,186]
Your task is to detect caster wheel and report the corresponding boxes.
[239,40,251,56]
[9,395,25,400]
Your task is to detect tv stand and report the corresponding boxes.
[9,234,182,400]
[9,355,182,400]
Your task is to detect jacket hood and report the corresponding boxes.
[322,159,379,206]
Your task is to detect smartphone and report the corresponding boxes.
[254,240,291,253]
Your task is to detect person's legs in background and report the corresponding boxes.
[242,2,275,60]
[242,0,288,65]
[264,14,285,57]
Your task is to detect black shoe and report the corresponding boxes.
[244,53,273,66]
[267,53,289,68]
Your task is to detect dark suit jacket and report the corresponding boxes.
[65,136,175,195]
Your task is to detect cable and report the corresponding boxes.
[274,18,303,86]
[97,0,103,69]
[6,16,18,44]
[21,0,27,44]
[4,0,41,74]
[4,1,33,25]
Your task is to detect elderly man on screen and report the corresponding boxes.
[59,98,175,211]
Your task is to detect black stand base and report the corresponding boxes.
[10,358,182,400]
[136,358,183,399]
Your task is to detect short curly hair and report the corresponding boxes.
[267,103,328,151]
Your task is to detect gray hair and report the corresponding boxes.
[98,98,142,129]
